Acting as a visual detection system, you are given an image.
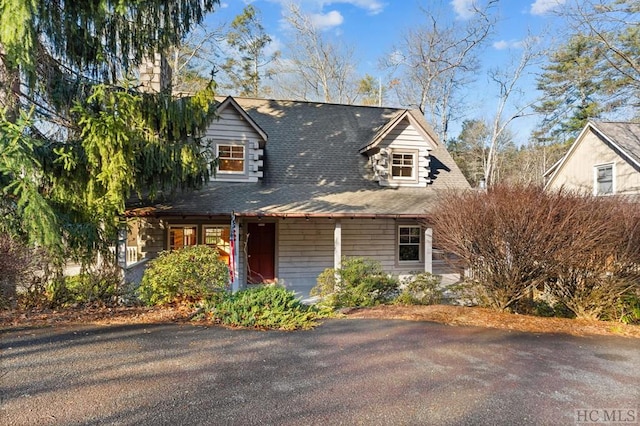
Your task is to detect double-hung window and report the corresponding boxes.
[391,152,415,180]
[169,226,197,250]
[204,226,231,264]
[218,144,245,173]
[398,225,421,262]
[595,164,614,195]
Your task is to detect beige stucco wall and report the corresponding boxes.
[547,130,640,195]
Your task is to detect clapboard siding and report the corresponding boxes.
[204,109,257,140]
[342,219,397,271]
[376,118,433,187]
[205,107,265,182]
[277,219,334,291]
[275,218,430,292]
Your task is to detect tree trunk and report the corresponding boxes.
[0,43,20,122]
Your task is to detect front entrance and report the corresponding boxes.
[247,222,276,284]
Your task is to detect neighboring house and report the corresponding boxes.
[544,121,640,196]
[124,96,470,297]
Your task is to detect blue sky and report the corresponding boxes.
[206,0,569,143]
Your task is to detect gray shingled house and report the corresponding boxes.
[124,96,470,297]
[544,121,640,196]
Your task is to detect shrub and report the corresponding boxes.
[45,266,122,307]
[311,257,399,308]
[138,245,229,305]
[395,272,443,305]
[209,285,331,330]
[431,185,640,319]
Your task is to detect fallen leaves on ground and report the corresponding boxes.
[1,304,638,338]
[343,305,640,338]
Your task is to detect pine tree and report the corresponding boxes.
[534,35,604,144]
[220,5,277,97]
[0,0,220,264]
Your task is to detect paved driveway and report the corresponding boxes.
[1,319,638,425]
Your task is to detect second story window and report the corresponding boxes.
[218,144,245,173]
[391,153,415,179]
[595,164,614,195]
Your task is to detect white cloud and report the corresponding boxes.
[493,40,509,50]
[336,0,385,15]
[492,39,525,50]
[451,0,476,20]
[530,0,566,15]
[270,0,386,16]
[310,10,344,30]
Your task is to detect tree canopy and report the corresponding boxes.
[0,0,220,264]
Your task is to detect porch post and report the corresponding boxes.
[231,215,240,293]
[334,220,342,270]
[424,227,433,274]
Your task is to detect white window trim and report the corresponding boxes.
[593,162,615,196]
[390,150,418,182]
[398,224,422,263]
[216,142,246,175]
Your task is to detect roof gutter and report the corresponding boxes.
[125,210,430,220]
[235,212,430,220]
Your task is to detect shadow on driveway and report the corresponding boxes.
[1,319,638,425]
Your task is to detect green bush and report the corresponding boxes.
[209,285,330,330]
[395,272,443,305]
[45,267,122,307]
[311,257,399,308]
[138,245,229,305]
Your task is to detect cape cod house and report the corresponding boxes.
[544,121,640,196]
[124,96,470,297]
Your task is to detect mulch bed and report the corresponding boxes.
[1,304,639,339]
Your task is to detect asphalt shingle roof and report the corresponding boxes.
[592,121,640,168]
[133,98,470,217]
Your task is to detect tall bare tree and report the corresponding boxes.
[169,24,226,95]
[381,0,497,142]
[272,3,358,103]
[484,37,542,186]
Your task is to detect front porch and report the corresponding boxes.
[120,214,450,299]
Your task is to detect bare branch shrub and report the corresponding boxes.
[546,195,640,320]
[431,185,640,318]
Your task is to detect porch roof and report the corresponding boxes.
[127,181,446,218]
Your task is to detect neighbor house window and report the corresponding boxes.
[204,226,231,264]
[595,164,614,195]
[398,225,421,262]
[391,152,415,179]
[169,226,197,250]
[218,144,245,173]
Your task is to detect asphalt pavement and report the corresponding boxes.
[1,319,638,425]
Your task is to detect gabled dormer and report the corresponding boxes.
[360,110,437,188]
[205,96,267,182]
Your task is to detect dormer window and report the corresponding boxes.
[391,152,416,180]
[218,144,245,173]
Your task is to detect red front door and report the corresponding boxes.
[247,222,276,284]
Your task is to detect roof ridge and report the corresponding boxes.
[218,94,407,111]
